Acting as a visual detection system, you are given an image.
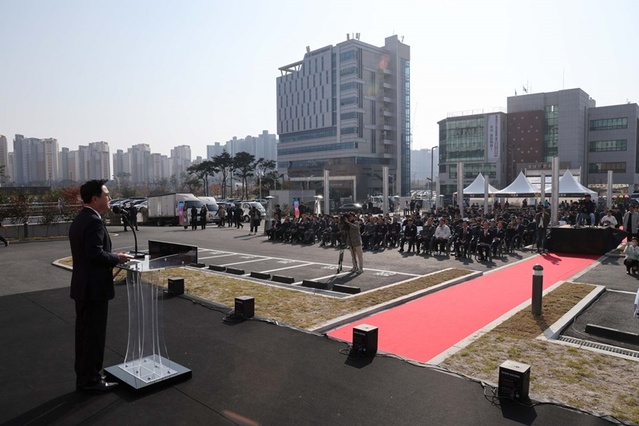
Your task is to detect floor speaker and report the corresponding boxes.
[498,360,530,402]
[352,324,378,356]
[168,277,184,296]
[235,296,255,319]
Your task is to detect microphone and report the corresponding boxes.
[112,205,145,259]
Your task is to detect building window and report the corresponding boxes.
[340,50,358,62]
[340,66,359,77]
[279,127,337,143]
[340,96,358,106]
[371,130,376,154]
[590,117,628,131]
[279,142,355,156]
[341,126,359,135]
[588,162,626,173]
[340,81,360,92]
[589,139,627,152]
[443,118,485,162]
[340,111,362,120]
[449,163,497,180]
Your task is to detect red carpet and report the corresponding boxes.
[327,253,599,363]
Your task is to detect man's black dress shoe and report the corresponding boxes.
[77,379,119,392]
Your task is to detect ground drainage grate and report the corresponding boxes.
[558,335,639,359]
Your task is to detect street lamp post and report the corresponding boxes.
[256,166,265,200]
[430,146,438,210]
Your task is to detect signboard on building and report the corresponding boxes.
[486,114,500,161]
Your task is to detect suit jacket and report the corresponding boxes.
[69,207,120,301]
[623,211,639,235]
[534,211,550,229]
[478,228,494,244]
[456,226,471,243]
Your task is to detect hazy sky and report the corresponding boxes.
[1,0,638,159]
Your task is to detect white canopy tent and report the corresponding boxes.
[558,170,598,201]
[460,173,499,195]
[495,171,539,197]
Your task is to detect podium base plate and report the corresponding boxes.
[105,355,191,390]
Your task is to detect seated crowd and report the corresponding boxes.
[263,197,637,261]
[263,203,554,261]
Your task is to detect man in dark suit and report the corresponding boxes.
[69,179,132,392]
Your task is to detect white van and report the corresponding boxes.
[240,201,266,222]
[198,197,220,223]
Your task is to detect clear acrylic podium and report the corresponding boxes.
[105,242,196,390]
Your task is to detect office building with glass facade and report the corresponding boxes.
[276,35,411,199]
[587,103,639,189]
[437,112,507,199]
[437,88,639,197]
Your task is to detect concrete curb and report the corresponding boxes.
[537,284,606,341]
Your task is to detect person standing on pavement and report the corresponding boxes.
[128,203,138,231]
[199,204,208,230]
[0,223,8,247]
[344,212,364,274]
[122,203,129,232]
[234,204,243,229]
[249,206,261,235]
[69,179,132,392]
[534,205,550,253]
[623,204,639,241]
[190,206,198,231]
[217,205,226,227]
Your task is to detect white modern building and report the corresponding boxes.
[276,34,411,199]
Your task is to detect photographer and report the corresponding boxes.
[576,194,595,226]
[342,212,364,274]
[624,238,639,275]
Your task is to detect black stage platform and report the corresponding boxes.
[0,287,612,425]
[549,226,626,255]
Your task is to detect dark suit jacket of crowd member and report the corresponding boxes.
[69,207,120,302]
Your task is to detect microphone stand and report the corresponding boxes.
[113,206,145,259]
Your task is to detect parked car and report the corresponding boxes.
[337,203,363,214]
[134,200,147,211]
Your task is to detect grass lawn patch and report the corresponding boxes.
[440,282,639,424]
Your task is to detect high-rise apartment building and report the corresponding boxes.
[207,131,278,162]
[206,143,224,159]
[149,153,171,182]
[113,145,188,185]
[59,147,71,182]
[57,142,110,183]
[86,141,110,180]
[129,144,151,184]
[0,134,9,182]
[171,145,191,182]
[113,149,131,178]
[276,34,411,197]
[13,134,59,185]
